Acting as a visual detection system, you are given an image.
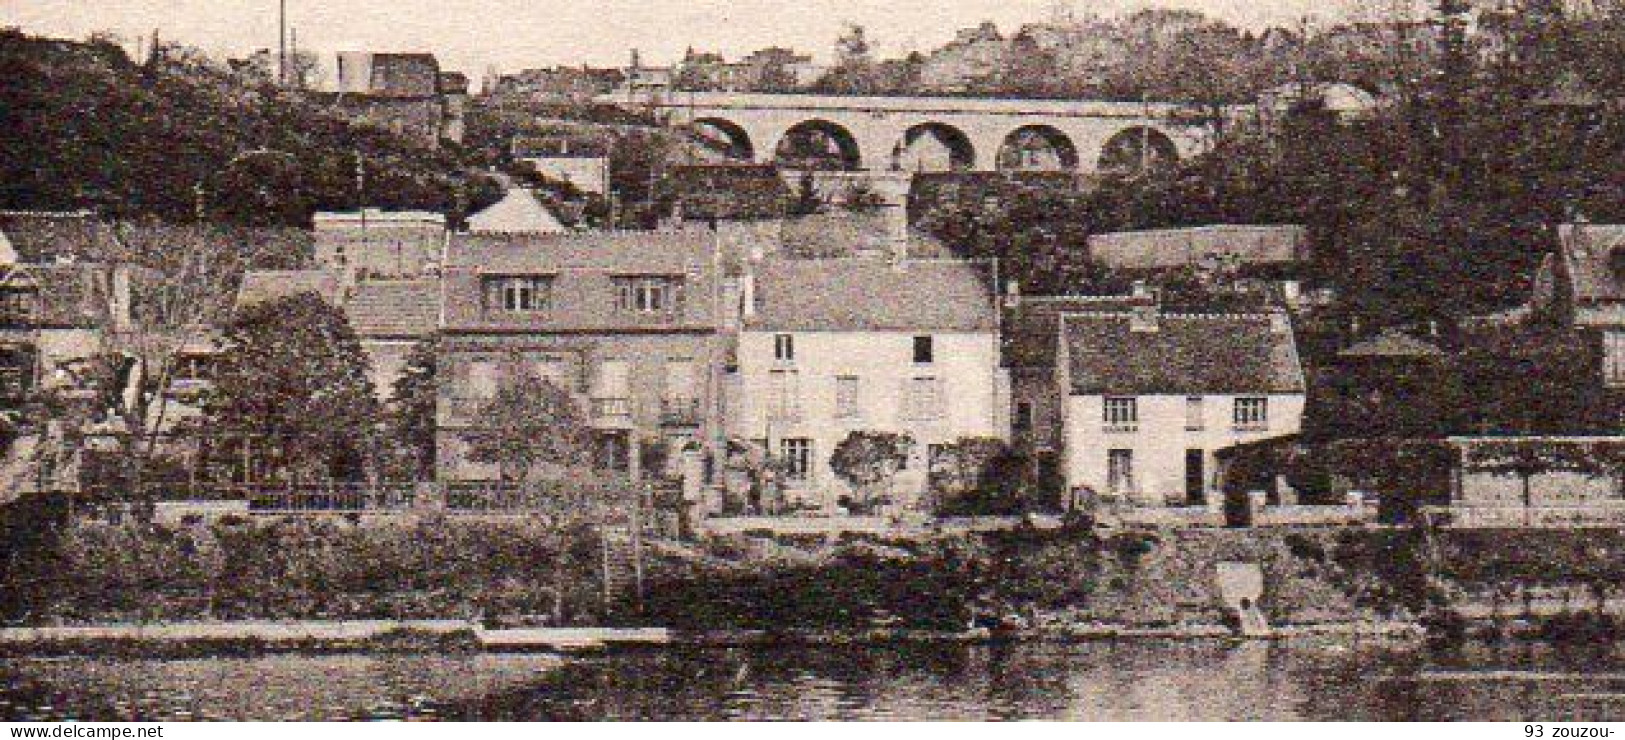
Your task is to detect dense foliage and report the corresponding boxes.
[205,293,381,482]
[0,29,499,225]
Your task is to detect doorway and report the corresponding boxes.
[1185,449,1206,506]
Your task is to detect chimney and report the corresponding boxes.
[1129,303,1160,333]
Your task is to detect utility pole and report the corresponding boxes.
[278,0,288,88]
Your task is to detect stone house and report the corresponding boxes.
[326,52,466,146]
[435,229,727,482]
[1002,291,1154,456]
[1057,306,1307,507]
[727,257,1007,512]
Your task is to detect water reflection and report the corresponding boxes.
[5,640,1625,721]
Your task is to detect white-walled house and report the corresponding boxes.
[1057,306,1306,507]
[729,258,1006,512]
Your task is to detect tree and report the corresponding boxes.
[205,292,381,482]
[928,437,1026,515]
[828,431,913,510]
[462,372,594,483]
[384,336,439,480]
[461,370,629,623]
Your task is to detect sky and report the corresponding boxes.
[2,0,1362,83]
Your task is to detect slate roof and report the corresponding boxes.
[1002,294,1154,369]
[344,279,440,339]
[1559,223,1625,304]
[0,211,121,264]
[1338,328,1445,359]
[466,189,567,235]
[747,258,997,333]
[1061,311,1306,395]
[442,229,720,334]
[1088,224,1308,271]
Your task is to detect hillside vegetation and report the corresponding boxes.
[0,29,499,225]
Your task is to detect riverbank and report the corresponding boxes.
[0,619,1426,657]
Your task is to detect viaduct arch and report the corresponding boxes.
[632,91,1218,176]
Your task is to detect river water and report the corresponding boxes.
[3,639,1624,721]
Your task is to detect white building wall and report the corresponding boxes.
[1062,393,1305,507]
[730,329,1006,510]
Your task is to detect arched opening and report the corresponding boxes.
[1098,126,1180,177]
[774,119,863,171]
[895,122,977,172]
[996,125,1080,172]
[690,117,755,162]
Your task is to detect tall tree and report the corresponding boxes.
[205,292,381,482]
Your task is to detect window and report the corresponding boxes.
[913,335,934,364]
[1014,401,1034,433]
[1607,332,1625,387]
[1234,397,1269,430]
[774,333,795,362]
[0,290,37,325]
[484,276,552,312]
[1107,449,1135,494]
[615,276,683,314]
[835,375,861,420]
[1185,396,1206,431]
[593,360,632,419]
[780,438,813,481]
[1103,397,1138,432]
[905,376,946,421]
[768,368,801,422]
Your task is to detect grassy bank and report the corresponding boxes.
[4,514,610,626]
[12,508,1625,639]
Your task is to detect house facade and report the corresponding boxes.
[1058,307,1307,507]
[728,258,1006,512]
[435,229,726,482]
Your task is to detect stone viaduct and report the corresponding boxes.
[608,91,1218,175]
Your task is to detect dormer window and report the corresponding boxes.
[483,276,552,313]
[615,276,684,314]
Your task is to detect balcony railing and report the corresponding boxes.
[660,397,702,426]
[1102,422,1139,434]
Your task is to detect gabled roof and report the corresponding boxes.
[466,189,567,235]
[1338,328,1445,359]
[1559,223,1625,304]
[1002,294,1154,369]
[0,211,121,264]
[344,279,439,339]
[1088,224,1308,271]
[1062,311,1306,395]
[747,258,996,333]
